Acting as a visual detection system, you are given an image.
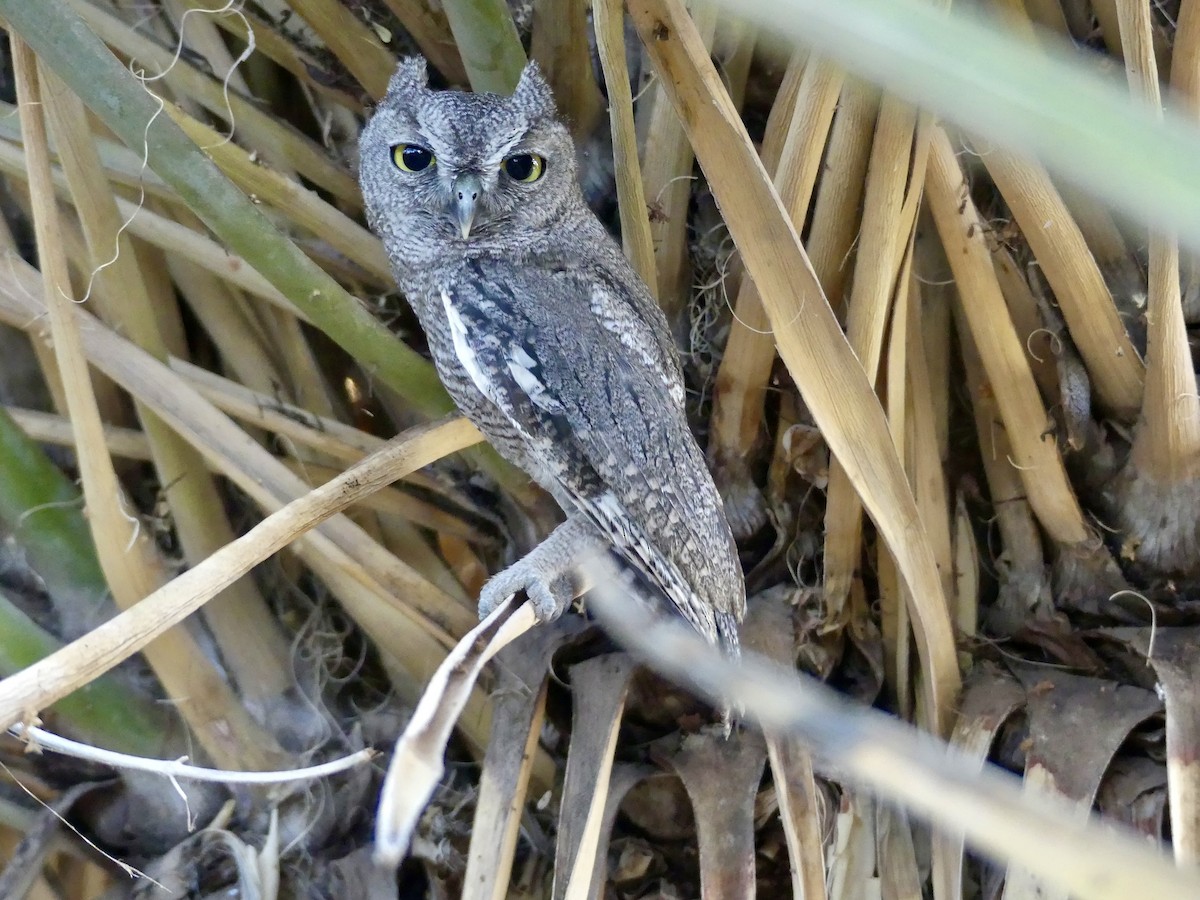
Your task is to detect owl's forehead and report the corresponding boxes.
[411,93,528,163]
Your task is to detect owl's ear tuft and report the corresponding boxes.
[511,61,557,119]
[386,57,429,102]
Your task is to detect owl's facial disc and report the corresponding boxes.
[453,172,482,239]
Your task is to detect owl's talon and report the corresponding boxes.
[478,563,573,623]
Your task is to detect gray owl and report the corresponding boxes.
[359,58,744,654]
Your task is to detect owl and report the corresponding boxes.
[359,58,744,655]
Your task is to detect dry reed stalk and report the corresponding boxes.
[594,0,656,285]
[378,0,468,85]
[959,314,1057,632]
[256,303,339,419]
[374,515,472,603]
[0,136,307,314]
[805,78,879,313]
[281,461,487,543]
[531,0,605,139]
[162,0,251,99]
[12,37,287,771]
[628,0,961,735]
[0,413,478,729]
[708,53,840,537]
[980,150,1144,418]
[990,245,1061,402]
[172,358,389,461]
[926,127,1088,546]
[74,0,361,204]
[374,598,538,866]
[1118,2,1200,861]
[824,93,924,625]
[284,0,397,99]
[166,260,290,396]
[4,407,152,460]
[1118,0,1200,492]
[181,0,362,107]
[903,278,954,603]
[166,105,392,284]
[556,655,637,900]
[40,63,295,705]
[878,262,914,719]
[639,0,718,317]
[461,638,562,900]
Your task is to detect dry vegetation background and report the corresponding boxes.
[0,0,1197,897]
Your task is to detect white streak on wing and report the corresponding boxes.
[442,289,494,402]
[507,355,564,413]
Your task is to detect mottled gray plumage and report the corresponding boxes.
[359,58,744,652]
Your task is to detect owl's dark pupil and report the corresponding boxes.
[402,145,433,171]
[505,154,536,180]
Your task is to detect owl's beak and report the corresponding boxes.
[453,172,481,239]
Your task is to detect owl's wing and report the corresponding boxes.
[440,261,744,647]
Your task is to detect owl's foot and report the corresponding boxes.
[478,514,608,623]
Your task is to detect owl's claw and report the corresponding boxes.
[477,514,607,623]
[478,563,575,623]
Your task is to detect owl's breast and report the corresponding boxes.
[408,284,555,487]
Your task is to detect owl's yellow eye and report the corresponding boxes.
[503,153,545,183]
[393,144,435,172]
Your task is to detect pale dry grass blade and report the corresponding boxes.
[378,0,468,85]
[957,314,1056,633]
[284,0,398,100]
[170,357,388,462]
[933,668,1025,900]
[806,78,879,313]
[824,92,924,626]
[827,792,876,900]
[462,631,563,900]
[13,37,287,771]
[374,598,538,867]
[629,0,960,735]
[556,654,635,900]
[191,0,360,108]
[980,149,1144,418]
[531,0,605,139]
[166,262,291,396]
[1174,0,1200,116]
[639,1,717,315]
[990,245,1061,404]
[878,806,923,898]
[1114,0,1200,574]
[593,0,656,285]
[4,407,151,460]
[926,127,1088,546]
[708,53,839,538]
